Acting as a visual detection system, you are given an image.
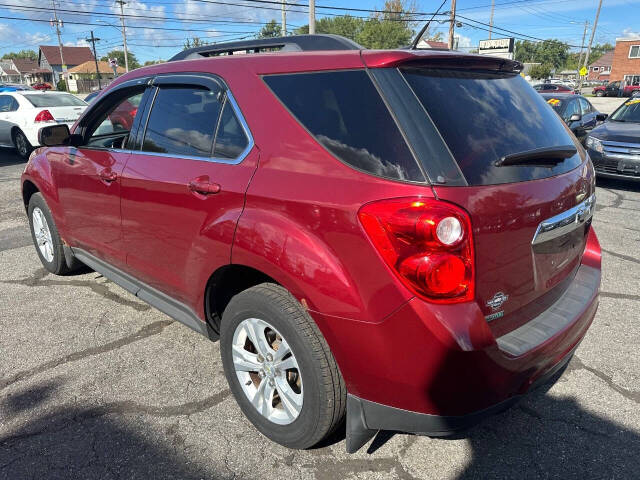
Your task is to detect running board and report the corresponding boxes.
[71,248,210,338]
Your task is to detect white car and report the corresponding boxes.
[0,91,87,158]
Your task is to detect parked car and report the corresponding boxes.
[32,82,52,91]
[0,91,87,158]
[542,93,602,144]
[84,90,102,103]
[533,83,576,94]
[585,97,640,180]
[593,81,640,97]
[21,35,601,453]
[0,83,33,92]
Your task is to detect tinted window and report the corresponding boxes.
[264,70,424,182]
[563,99,580,121]
[402,68,582,185]
[213,98,248,159]
[578,97,592,114]
[142,87,221,157]
[22,93,86,107]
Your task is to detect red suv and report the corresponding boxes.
[22,35,601,453]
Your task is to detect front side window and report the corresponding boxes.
[85,89,145,149]
[264,70,424,182]
[578,97,592,114]
[142,87,222,158]
[562,99,580,121]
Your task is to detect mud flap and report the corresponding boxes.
[345,395,378,453]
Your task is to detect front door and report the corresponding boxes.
[0,95,18,145]
[120,77,257,309]
[51,87,147,267]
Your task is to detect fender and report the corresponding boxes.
[21,148,70,241]
[231,207,367,319]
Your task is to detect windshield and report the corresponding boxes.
[546,97,564,112]
[401,68,582,185]
[22,93,86,108]
[609,99,640,123]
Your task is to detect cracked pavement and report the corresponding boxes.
[1,147,639,479]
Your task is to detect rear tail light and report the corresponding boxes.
[358,198,474,303]
[34,110,55,123]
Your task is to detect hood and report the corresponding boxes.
[589,121,640,143]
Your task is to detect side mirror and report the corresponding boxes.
[38,124,70,146]
[569,113,582,123]
[596,113,608,122]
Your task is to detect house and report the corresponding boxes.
[587,50,613,82]
[67,60,125,93]
[0,61,21,83]
[610,36,640,87]
[417,39,448,49]
[557,70,578,82]
[11,58,53,85]
[38,45,95,84]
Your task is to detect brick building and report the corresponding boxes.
[587,50,613,81]
[610,36,640,86]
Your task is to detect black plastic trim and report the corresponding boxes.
[71,248,210,338]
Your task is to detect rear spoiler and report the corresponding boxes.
[362,50,523,73]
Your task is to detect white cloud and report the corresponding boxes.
[621,28,640,38]
[455,33,473,50]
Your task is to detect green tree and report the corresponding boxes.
[143,59,165,66]
[100,50,140,70]
[514,39,569,70]
[529,63,552,80]
[1,49,38,61]
[184,37,208,49]
[258,19,282,38]
[294,15,365,42]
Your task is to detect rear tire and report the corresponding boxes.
[596,90,604,97]
[28,193,75,275]
[13,129,32,160]
[220,283,346,449]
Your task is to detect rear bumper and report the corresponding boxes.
[312,228,601,452]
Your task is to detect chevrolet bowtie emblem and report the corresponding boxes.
[487,292,509,311]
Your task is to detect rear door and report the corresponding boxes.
[120,74,257,308]
[392,67,594,333]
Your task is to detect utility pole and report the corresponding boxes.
[309,0,315,34]
[116,0,129,72]
[489,0,495,40]
[577,21,589,73]
[86,31,102,89]
[448,0,457,50]
[580,0,602,93]
[281,0,287,36]
[50,0,66,90]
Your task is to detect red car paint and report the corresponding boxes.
[22,47,601,423]
[32,82,52,91]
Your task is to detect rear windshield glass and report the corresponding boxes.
[22,94,86,108]
[402,68,582,185]
[264,70,425,182]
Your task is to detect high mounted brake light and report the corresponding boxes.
[358,198,475,303]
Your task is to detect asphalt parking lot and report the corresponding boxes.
[1,124,639,479]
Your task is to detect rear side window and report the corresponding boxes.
[22,93,86,107]
[264,70,425,182]
[214,99,249,159]
[402,69,582,185]
[142,87,221,157]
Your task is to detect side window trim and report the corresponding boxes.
[135,73,254,165]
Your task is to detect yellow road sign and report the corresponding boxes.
[579,66,588,76]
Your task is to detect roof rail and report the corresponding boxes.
[169,34,362,62]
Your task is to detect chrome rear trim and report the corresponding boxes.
[532,193,595,245]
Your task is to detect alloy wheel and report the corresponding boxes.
[232,317,303,425]
[15,132,28,157]
[32,207,54,262]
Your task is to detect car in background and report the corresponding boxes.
[0,91,87,158]
[84,90,102,103]
[32,82,52,91]
[542,93,602,144]
[585,97,640,180]
[593,81,640,97]
[0,84,34,93]
[533,83,576,94]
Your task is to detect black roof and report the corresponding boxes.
[169,34,362,62]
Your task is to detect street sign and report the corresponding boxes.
[478,38,515,60]
[579,66,588,77]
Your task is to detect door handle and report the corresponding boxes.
[188,179,221,195]
[99,169,118,183]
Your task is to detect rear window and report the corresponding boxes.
[402,69,583,185]
[264,70,425,182]
[22,93,86,108]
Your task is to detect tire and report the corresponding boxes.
[13,129,32,160]
[220,283,346,449]
[28,193,75,275]
[596,90,604,97]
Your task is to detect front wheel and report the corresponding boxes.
[220,283,346,449]
[13,129,32,159]
[596,90,604,97]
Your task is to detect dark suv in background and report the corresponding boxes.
[22,35,601,453]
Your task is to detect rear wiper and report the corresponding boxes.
[496,145,577,167]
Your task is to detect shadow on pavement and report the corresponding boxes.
[0,148,25,167]
[0,380,231,479]
[597,176,640,193]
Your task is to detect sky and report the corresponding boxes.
[0,0,638,63]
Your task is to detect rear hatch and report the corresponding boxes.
[22,93,87,126]
[367,54,595,335]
